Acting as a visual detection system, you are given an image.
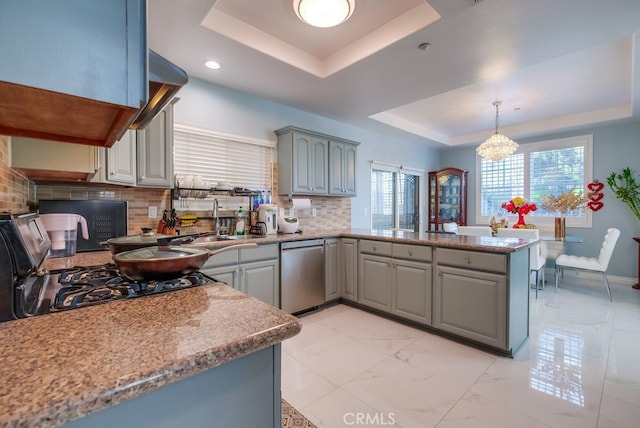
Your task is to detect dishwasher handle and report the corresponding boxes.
[281,239,325,251]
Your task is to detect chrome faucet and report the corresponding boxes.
[213,199,220,235]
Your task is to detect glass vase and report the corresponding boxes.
[554,217,566,240]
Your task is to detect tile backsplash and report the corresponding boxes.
[22,162,351,235]
[0,136,30,212]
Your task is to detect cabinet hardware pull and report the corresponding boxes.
[408,251,413,256]
[464,256,471,263]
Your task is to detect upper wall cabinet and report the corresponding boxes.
[328,140,357,196]
[276,126,359,197]
[0,0,147,147]
[94,102,174,188]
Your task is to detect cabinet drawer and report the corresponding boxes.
[240,244,279,262]
[359,240,392,256]
[392,243,432,262]
[436,248,506,273]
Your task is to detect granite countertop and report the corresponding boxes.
[178,228,532,254]
[19,227,531,427]
[0,282,301,427]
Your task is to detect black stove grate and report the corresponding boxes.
[51,264,213,310]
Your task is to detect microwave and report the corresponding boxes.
[38,200,127,252]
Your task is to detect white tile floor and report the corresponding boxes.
[281,276,640,428]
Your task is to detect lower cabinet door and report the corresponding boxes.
[325,239,340,301]
[391,260,432,325]
[434,266,507,350]
[358,254,392,311]
[241,260,279,308]
[341,238,358,301]
[200,265,239,289]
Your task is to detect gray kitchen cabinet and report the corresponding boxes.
[358,240,393,311]
[329,140,358,196]
[325,238,340,301]
[136,101,174,188]
[358,240,433,324]
[200,244,279,307]
[341,238,358,301]
[391,258,432,326]
[276,126,359,196]
[93,102,173,187]
[433,248,510,350]
[92,130,137,185]
[359,253,393,312]
[63,345,283,428]
[241,259,279,308]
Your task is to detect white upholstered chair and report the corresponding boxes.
[554,227,620,301]
[497,228,547,298]
[457,226,493,237]
[443,222,459,233]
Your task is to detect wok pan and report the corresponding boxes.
[112,242,257,281]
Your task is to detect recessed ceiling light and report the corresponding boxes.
[418,42,431,51]
[204,60,221,70]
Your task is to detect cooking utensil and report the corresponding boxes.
[113,242,258,280]
[157,210,168,233]
[105,227,174,254]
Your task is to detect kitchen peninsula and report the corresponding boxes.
[0,282,301,427]
[0,228,531,427]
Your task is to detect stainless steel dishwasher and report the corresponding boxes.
[281,239,325,314]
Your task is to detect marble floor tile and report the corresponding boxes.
[282,278,640,428]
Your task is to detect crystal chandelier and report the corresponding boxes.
[294,0,355,28]
[476,101,519,161]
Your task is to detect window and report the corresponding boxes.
[371,162,423,231]
[477,135,593,227]
[173,124,274,191]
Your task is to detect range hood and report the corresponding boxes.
[0,50,187,148]
[129,50,188,131]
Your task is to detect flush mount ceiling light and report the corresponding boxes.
[294,0,355,28]
[476,100,519,161]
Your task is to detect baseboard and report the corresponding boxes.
[545,267,635,286]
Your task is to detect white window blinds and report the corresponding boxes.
[173,125,275,191]
[477,134,592,227]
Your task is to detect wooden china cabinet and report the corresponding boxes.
[428,167,468,231]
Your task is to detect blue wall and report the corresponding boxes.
[174,77,639,278]
[441,122,640,278]
[173,78,441,230]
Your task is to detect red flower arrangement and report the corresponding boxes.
[501,196,537,214]
[501,196,537,228]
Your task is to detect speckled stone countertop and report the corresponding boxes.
[0,280,301,427]
[18,227,529,427]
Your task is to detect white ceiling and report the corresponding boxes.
[148,0,640,149]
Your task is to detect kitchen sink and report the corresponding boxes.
[218,234,267,241]
[190,234,266,245]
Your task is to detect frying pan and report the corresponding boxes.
[105,230,219,254]
[112,241,257,281]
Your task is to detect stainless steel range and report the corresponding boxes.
[0,212,215,322]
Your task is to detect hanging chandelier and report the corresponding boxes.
[293,0,355,28]
[476,100,519,161]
